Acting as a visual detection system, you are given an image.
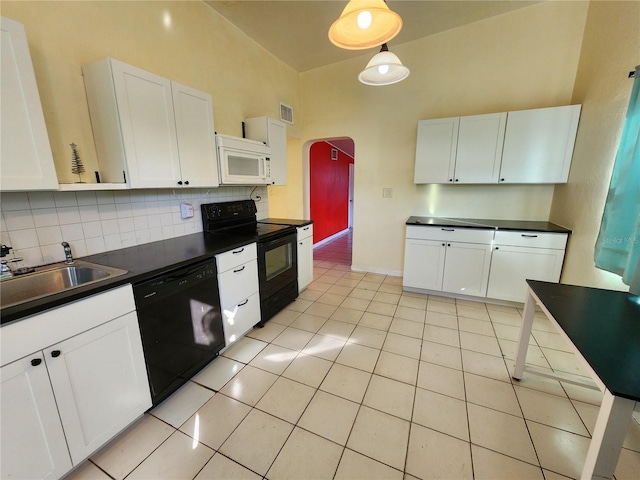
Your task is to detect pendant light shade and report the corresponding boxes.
[329,0,402,50]
[358,43,410,86]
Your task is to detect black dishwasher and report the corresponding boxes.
[133,258,224,406]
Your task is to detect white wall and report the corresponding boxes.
[295,1,588,274]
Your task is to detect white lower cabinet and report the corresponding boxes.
[403,225,569,304]
[403,227,493,297]
[216,243,260,345]
[297,224,314,292]
[487,231,568,302]
[1,353,72,480]
[0,286,151,479]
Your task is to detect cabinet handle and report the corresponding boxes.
[300,242,303,245]
[233,266,245,273]
[184,180,189,186]
[495,247,499,250]
[303,227,309,231]
[442,243,445,246]
[232,248,245,254]
[455,179,459,182]
[449,179,453,182]
[177,181,183,185]
[31,358,42,366]
[441,228,455,232]
[238,299,249,307]
[500,178,505,182]
[51,350,61,358]
[521,234,538,238]
[447,243,451,247]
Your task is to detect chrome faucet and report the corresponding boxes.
[61,242,74,264]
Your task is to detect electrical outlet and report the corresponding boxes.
[383,188,393,198]
[180,202,194,219]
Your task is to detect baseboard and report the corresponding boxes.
[350,265,403,277]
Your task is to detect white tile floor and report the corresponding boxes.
[66,262,640,480]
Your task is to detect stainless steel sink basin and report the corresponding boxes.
[0,260,128,308]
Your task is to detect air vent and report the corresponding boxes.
[331,148,338,160]
[280,102,294,124]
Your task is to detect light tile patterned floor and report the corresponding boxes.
[65,238,640,480]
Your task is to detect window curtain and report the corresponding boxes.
[594,65,640,293]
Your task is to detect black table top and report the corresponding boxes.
[527,280,640,402]
[406,216,572,234]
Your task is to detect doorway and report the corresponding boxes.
[304,138,354,266]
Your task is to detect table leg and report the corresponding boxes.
[581,390,636,479]
[512,287,536,380]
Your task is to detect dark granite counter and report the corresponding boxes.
[1,232,254,326]
[259,218,313,227]
[406,216,571,234]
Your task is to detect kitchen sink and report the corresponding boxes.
[0,260,128,308]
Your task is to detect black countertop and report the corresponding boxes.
[0,232,254,326]
[259,218,313,227]
[406,216,572,234]
[527,280,640,401]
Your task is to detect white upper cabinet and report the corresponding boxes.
[414,105,580,184]
[1,17,58,191]
[414,117,458,184]
[455,113,506,184]
[244,116,287,185]
[499,105,581,184]
[83,58,218,188]
[415,113,506,184]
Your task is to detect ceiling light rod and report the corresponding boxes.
[358,42,410,86]
[329,0,403,50]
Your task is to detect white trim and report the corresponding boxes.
[313,228,349,248]
[351,265,402,277]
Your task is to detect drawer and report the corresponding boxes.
[297,224,313,241]
[218,259,259,307]
[216,242,257,273]
[221,292,261,345]
[406,225,494,244]
[494,231,568,249]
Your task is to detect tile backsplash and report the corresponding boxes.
[0,187,268,268]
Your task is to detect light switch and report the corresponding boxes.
[383,188,393,198]
[180,202,194,219]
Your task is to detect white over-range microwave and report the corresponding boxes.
[215,133,272,185]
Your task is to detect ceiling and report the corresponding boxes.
[205,1,539,72]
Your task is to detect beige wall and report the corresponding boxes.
[1,0,300,184]
[296,1,588,274]
[550,1,640,291]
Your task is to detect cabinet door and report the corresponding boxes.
[455,113,506,183]
[298,235,313,292]
[414,117,459,184]
[110,59,181,188]
[0,17,58,191]
[442,242,492,297]
[171,81,219,187]
[266,118,287,185]
[499,105,581,183]
[487,246,565,302]
[1,353,72,480]
[45,312,151,465]
[403,239,446,290]
[221,292,261,345]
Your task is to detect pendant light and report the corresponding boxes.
[329,0,402,50]
[358,43,410,86]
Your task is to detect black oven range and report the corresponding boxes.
[201,200,298,325]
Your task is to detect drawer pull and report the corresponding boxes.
[521,234,538,238]
[441,228,455,232]
[31,358,42,367]
[51,350,61,358]
[238,299,249,307]
[232,248,245,254]
[233,266,245,273]
[303,226,309,231]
